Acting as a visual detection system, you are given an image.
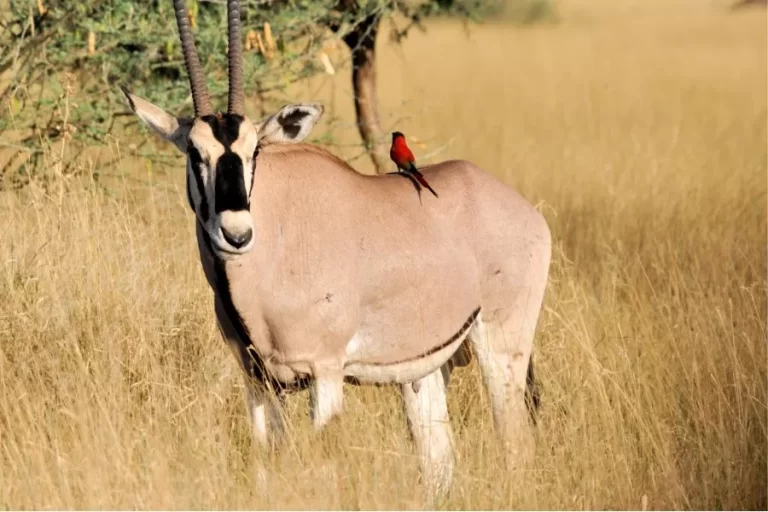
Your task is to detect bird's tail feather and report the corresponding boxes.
[411,168,439,198]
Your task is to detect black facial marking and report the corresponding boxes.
[198,114,253,213]
[216,152,248,212]
[201,113,243,146]
[278,108,310,140]
[187,145,209,221]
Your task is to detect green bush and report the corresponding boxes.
[2,1,343,138]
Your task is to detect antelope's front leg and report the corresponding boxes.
[215,298,286,452]
[243,377,286,450]
[243,377,285,493]
[401,367,456,502]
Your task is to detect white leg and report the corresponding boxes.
[470,315,535,467]
[309,376,344,431]
[242,377,285,492]
[243,377,285,449]
[401,368,455,501]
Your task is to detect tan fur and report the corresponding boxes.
[194,143,551,385]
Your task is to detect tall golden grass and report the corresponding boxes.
[0,2,765,509]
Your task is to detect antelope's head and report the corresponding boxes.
[121,0,323,257]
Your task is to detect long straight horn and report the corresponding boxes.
[173,0,213,116]
[226,0,245,115]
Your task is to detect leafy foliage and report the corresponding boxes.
[2,0,344,138]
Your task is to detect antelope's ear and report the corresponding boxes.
[120,86,192,153]
[256,103,324,146]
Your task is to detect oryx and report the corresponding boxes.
[120,0,551,498]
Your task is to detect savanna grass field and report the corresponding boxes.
[0,0,766,509]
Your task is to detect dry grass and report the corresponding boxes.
[0,2,766,509]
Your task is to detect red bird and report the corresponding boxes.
[389,131,439,199]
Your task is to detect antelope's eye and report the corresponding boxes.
[187,144,206,169]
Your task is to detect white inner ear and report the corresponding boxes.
[277,106,317,140]
[257,103,324,145]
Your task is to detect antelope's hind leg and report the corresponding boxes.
[469,309,540,469]
[401,367,455,502]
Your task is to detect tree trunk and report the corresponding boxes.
[342,12,389,175]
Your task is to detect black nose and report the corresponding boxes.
[221,227,253,249]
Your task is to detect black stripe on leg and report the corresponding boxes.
[525,355,541,426]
